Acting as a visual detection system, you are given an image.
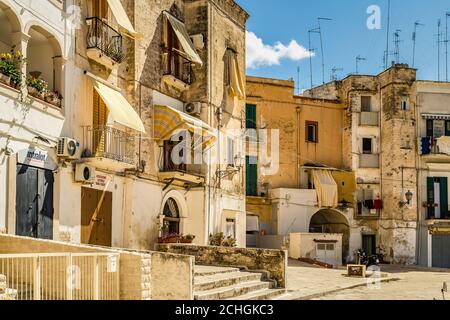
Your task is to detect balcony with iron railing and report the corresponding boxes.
[86,17,124,68]
[162,49,194,90]
[82,125,135,170]
[420,136,450,160]
[159,142,204,187]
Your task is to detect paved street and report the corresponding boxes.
[286,260,450,300]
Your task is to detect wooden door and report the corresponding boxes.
[81,187,112,247]
[16,165,54,239]
[93,90,108,156]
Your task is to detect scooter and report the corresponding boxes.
[355,249,380,267]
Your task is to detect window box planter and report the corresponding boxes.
[157,236,180,244]
[27,86,45,100]
[44,95,62,107]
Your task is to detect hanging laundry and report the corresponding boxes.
[364,200,375,209]
[374,199,383,210]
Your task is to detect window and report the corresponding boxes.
[427,119,450,138]
[362,138,373,154]
[361,96,372,112]
[400,97,409,111]
[163,198,180,235]
[306,121,318,143]
[226,137,235,166]
[226,219,236,239]
[246,104,257,142]
[246,156,258,196]
[91,0,108,19]
[427,177,449,219]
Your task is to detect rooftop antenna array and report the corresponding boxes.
[446,12,450,81]
[412,21,424,68]
[331,67,343,81]
[393,29,402,64]
[437,19,445,81]
[356,55,366,74]
[317,17,332,84]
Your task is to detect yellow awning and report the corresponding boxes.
[228,52,245,99]
[163,11,203,66]
[153,105,216,149]
[107,0,142,39]
[313,170,338,208]
[94,81,145,133]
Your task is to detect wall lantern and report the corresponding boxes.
[399,190,413,207]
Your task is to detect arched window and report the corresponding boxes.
[163,198,180,235]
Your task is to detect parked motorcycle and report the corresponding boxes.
[355,249,380,267]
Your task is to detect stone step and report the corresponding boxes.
[228,288,287,301]
[195,280,271,300]
[194,272,263,291]
[194,266,241,277]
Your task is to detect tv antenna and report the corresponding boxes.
[412,21,424,68]
[308,27,320,89]
[356,55,366,74]
[317,17,332,84]
[445,12,450,81]
[393,29,402,64]
[437,19,445,81]
[331,67,343,81]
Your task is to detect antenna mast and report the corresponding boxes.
[331,67,343,81]
[308,27,320,89]
[356,55,366,74]
[385,0,391,69]
[446,12,450,81]
[412,21,424,68]
[317,17,332,84]
[393,29,402,64]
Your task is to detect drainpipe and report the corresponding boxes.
[296,106,301,188]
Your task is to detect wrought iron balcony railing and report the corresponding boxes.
[86,17,124,64]
[163,49,194,85]
[160,142,203,176]
[83,125,135,165]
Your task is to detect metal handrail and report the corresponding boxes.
[86,17,124,64]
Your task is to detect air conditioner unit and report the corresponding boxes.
[74,163,96,183]
[57,137,80,159]
[184,102,202,116]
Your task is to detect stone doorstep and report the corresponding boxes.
[194,266,241,277]
[194,272,263,291]
[288,277,402,300]
[195,280,271,300]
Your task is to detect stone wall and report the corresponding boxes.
[0,234,194,300]
[156,244,287,288]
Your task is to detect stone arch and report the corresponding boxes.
[309,208,351,263]
[0,1,23,51]
[161,189,188,219]
[25,23,64,94]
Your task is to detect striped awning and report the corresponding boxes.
[153,105,216,149]
[312,170,339,208]
[107,0,142,39]
[422,113,450,120]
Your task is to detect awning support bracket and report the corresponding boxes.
[163,178,175,191]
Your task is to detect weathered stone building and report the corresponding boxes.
[306,64,419,264]
[0,0,249,250]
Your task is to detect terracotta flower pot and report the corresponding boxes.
[28,86,44,100]
[45,95,60,106]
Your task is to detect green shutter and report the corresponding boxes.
[246,156,257,196]
[427,177,435,219]
[446,121,450,136]
[440,178,449,219]
[246,104,256,129]
[426,120,434,137]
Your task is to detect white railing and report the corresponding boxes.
[0,253,119,300]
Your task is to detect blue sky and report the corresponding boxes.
[237,0,450,93]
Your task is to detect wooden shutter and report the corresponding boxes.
[246,104,256,129]
[427,177,435,219]
[93,90,108,155]
[426,120,434,137]
[440,177,449,219]
[246,156,257,196]
[445,120,450,136]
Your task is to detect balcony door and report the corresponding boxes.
[427,177,449,219]
[91,0,108,20]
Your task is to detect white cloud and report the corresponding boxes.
[246,31,314,69]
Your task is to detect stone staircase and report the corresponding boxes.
[0,274,17,300]
[194,266,289,300]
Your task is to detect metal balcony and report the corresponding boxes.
[163,49,194,85]
[86,17,124,64]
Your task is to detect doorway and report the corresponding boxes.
[16,164,54,239]
[362,234,376,256]
[81,187,112,246]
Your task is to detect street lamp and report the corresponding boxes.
[399,190,413,207]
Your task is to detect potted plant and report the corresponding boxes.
[180,234,195,244]
[157,233,181,244]
[0,51,23,88]
[27,75,49,100]
[45,91,63,107]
